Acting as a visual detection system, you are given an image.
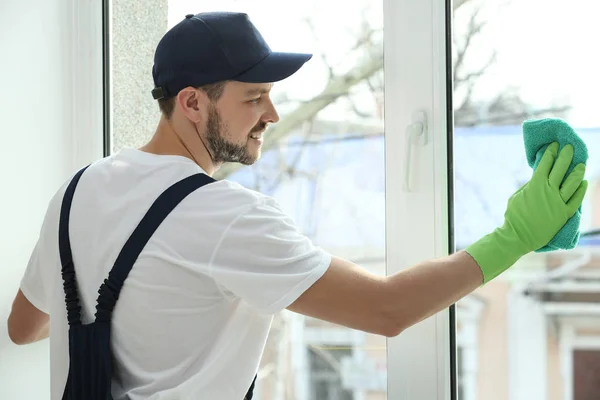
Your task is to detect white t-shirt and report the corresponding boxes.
[20,148,331,400]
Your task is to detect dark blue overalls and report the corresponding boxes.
[58,166,257,399]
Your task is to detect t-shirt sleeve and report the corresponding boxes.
[19,186,64,315]
[209,196,332,314]
[20,240,50,314]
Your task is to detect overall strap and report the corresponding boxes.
[58,169,257,399]
[59,165,92,326]
[94,173,216,322]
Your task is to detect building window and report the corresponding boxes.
[573,349,600,400]
[309,345,354,400]
[457,345,465,399]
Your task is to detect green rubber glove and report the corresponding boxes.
[465,142,588,283]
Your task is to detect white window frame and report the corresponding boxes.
[75,0,454,398]
[70,0,106,168]
[383,0,452,398]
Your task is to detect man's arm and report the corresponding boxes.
[289,143,588,337]
[288,251,482,337]
[7,289,49,345]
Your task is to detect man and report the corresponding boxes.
[7,11,587,400]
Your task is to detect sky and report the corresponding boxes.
[459,0,600,128]
[167,0,600,128]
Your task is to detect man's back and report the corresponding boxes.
[22,148,330,400]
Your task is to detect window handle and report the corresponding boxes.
[403,111,428,192]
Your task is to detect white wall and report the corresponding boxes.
[0,0,92,398]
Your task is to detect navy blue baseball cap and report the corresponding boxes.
[151,12,313,100]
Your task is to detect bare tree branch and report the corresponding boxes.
[309,345,342,372]
[213,0,480,180]
[350,22,379,53]
[266,120,315,192]
[456,50,496,87]
[214,51,383,179]
[456,83,475,112]
[454,0,472,9]
[303,16,336,80]
[456,105,572,126]
[347,97,373,119]
[453,4,493,87]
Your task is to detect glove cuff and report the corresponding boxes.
[465,225,529,283]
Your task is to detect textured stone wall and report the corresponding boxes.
[111,0,168,152]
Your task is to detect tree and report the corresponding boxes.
[452,0,570,126]
[214,0,570,181]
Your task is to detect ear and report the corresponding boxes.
[175,87,210,123]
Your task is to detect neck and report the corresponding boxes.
[140,117,222,176]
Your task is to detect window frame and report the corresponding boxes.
[382,0,454,398]
[71,0,106,168]
[76,0,456,398]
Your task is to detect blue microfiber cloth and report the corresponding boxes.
[522,118,588,252]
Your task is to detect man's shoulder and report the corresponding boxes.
[203,178,278,210]
[187,178,290,234]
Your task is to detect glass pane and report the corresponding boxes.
[452,1,600,399]
[110,0,387,399]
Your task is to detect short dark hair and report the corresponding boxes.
[158,81,228,119]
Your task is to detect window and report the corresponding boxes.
[456,296,483,400]
[309,345,354,400]
[573,349,600,400]
[457,346,464,400]
[108,0,389,399]
[4,0,452,398]
[54,0,449,398]
[14,0,598,398]
[452,1,600,400]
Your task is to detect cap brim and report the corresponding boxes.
[233,51,313,83]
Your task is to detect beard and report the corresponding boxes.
[204,104,264,166]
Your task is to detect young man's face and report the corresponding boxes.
[203,81,279,165]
